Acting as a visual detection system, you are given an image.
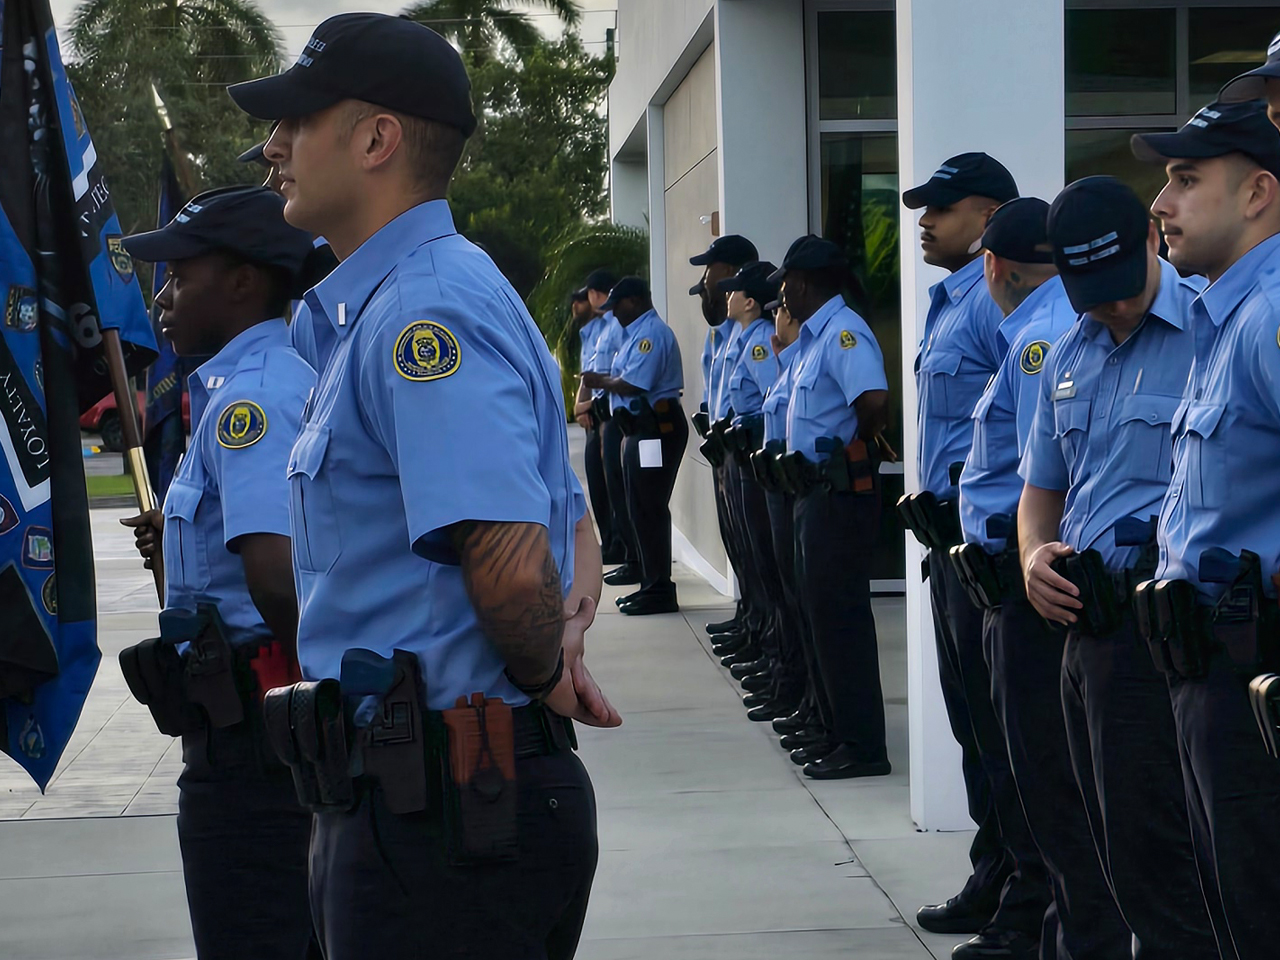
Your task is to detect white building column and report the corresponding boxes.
[896,0,1065,830]
[611,157,650,230]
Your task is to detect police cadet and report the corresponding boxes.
[955,198,1128,960]
[228,13,620,958]
[582,277,687,615]
[1218,28,1280,131]
[718,261,804,720]
[117,186,320,959]
[1019,175,1219,959]
[903,153,1047,946]
[771,235,890,780]
[571,284,623,564]
[1136,99,1280,959]
[688,235,761,649]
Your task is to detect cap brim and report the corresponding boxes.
[902,181,971,210]
[237,141,267,166]
[766,266,786,283]
[119,228,214,264]
[689,250,715,265]
[1130,130,1227,164]
[764,299,781,312]
[688,281,704,296]
[716,277,748,293]
[1219,63,1280,104]
[228,69,341,121]
[1057,248,1147,314]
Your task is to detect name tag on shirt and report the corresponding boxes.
[1052,378,1076,401]
[639,438,663,469]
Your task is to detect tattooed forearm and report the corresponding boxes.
[452,520,564,685]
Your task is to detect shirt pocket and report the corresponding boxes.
[1183,402,1228,509]
[969,389,997,471]
[1052,398,1092,480]
[163,479,209,594]
[1113,393,1182,484]
[287,423,343,574]
[924,349,989,420]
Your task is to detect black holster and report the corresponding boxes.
[1248,673,1280,759]
[591,397,611,424]
[351,650,428,815]
[119,636,200,737]
[1050,549,1125,637]
[262,678,354,813]
[692,409,711,439]
[949,542,1021,611]
[896,491,961,552]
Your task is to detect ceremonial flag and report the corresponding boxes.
[0,0,157,788]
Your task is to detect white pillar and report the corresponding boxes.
[713,0,809,266]
[611,157,650,231]
[646,104,668,322]
[896,0,1065,830]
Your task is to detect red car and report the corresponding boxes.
[80,391,190,452]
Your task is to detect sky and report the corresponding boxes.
[48,1,618,61]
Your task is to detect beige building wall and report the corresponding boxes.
[659,46,729,584]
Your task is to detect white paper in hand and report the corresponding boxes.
[639,438,663,468]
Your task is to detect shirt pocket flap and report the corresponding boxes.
[1053,398,1091,436]
[1115,394,1181,428]
[288,424,331,480]
[1185,402,1227,439]
[923,347,964,377]
[165,480,202,522]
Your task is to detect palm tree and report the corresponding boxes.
[401,0,582,66]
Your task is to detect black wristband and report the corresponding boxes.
[505,650,565,701]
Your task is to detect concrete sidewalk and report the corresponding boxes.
[0,464,978,960]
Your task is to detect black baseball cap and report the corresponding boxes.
[227,13,477,137]
[1131,100,1280,179]
[717,260,781,306]
[767,236,847,283]
[688,278,705,297]
[1047,177,1151,314]
[981,197,1054,264]
[689,234,759,267]
[121,185,315,276]
[601,276,650,310]
[903,153,1019,210]
[237,140,267,166]
[571,286,589,302]
[585,269,617,294]
[1219,30,1280,103]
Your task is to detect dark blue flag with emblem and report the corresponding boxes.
[0,0,157,788]
[142,156,188,499]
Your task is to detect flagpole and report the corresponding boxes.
[102,328,164,600]
[151,85,199,198]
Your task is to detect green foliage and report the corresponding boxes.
[66,0,283,235]
[401,0,581,67]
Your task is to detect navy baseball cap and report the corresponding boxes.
[237,140,267,166]
[1219,30,1280,103]
[767,236,847,282]
[585,269,617,294]
[717,260,781,306]
[903,153,1019,210]
[121,185,315,275]
[688,278,705,297]
[690,234,759,267]
[1131,100,1280,179]
[571,286,589,302]
[1047,177,1151,314]
[228,13,477,137]
[981,197,1054,264]
[602,276,650,310]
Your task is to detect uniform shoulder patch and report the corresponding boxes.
[216,400,268,449]
[751,344,768,361]
[394,320,462,382]
[839,330,857,350]
[638,338,653,354]
[1019,340,1050,375]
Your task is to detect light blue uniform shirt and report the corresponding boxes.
[586,312,622,400]
[608,309,684,414]
[786,295,888,461]
[1158,234,1280,599]
[727,317,780,422]
[916,256,1008,497]
[960,277,1075,553]
[162,319,314,646]
[287,200,583,708]
[578,314,604,371]
[1021,260,1205,570]
[700,322,727,411]
[709,321,744,421]
[763,340,802,446]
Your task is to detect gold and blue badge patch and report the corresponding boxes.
[216,400,267,449]
[106,236,134,282]
[839,330,857,350]
[637,338,653,354]
[751,344,768,361]
[394,320,462,381]
[1020,340,1050,375]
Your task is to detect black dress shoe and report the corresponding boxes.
[790,743,836,765]
[730,658,770,681]
[706,617,741,634]
[720,648,760,668]
[951,929,1039,959]
[712,631,749,652]
[742,690,774,709]
[802,744,892,780]
[603,564,642,586]
[772,710,814,736]
[747,699,798,722]
[712,639,750,659]
[916,897,992,935]
[618,592,678,616]
[740,673,773,693]
[779,729,828,751]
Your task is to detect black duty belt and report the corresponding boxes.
[949,542,1022,611]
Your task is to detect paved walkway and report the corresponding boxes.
[0,454,980,959]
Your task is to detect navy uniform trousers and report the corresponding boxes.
[986,595,1130,958]
[311,750,598,960]
[178,718,320,960]
[928,552,1048,935]
[1060,618,1219,959]
[582,418,618,557]
[621,410,689,592]
[792,481,886,762]
[600,418,638,566]
[1167,650,1280,960]
[726,457,782,661]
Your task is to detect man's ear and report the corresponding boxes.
[362,113,406,172]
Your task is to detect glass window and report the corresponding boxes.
[1066,9,1177,116]
[1189,7,1280,104]
[817,11,896,121]
[1065,128,1176,208]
